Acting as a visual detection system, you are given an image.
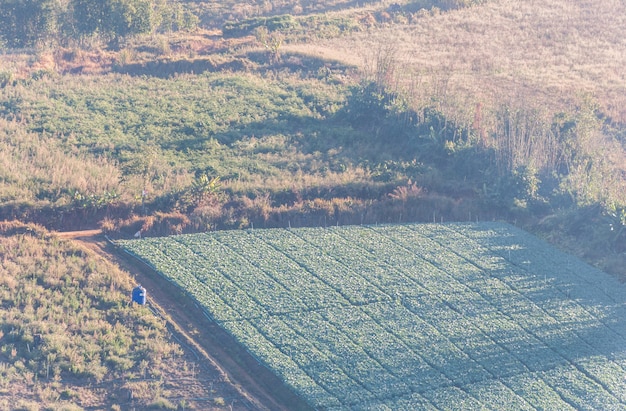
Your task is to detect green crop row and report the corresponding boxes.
[118,222,626,410]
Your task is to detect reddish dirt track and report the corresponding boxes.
[56,229,103,239]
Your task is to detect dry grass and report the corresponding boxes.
[0,221,252,409]
[5,0,625,124]
[0,118,129,206]
[291,0,626,123]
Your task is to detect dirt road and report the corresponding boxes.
[56,229,309,411]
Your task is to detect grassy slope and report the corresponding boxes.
[301,0,626,124]
[0,222,229,410]
[3,0,624,194]
[0,72,387,214]
[0,0,625,257]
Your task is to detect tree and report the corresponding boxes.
[555,97,626,207]
[159,1,198,32]
[0,0,58,47]
[189,174,221,205]
[255,26,283,65]
[67,0,98,39]
[0,0,195,49]
[69,0,161,45]
[108,0,159,39]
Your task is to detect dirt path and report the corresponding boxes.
[55,230,309,411]
[56,229,103,239]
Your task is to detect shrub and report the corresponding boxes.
[222,15,297,38]
[148,397,176,410]
[0,71,13,88]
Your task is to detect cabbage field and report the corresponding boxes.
[118,222,626,410]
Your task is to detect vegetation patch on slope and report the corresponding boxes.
[119,222,626,410]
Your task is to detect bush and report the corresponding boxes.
[148,397,177,410]
[222,15,297,38]
[0,71,13,88]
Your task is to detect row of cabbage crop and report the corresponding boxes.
[119,222,626,410]
[316,224,626,409]
[365,224,626,409]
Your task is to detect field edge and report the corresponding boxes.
[106,237,315,411]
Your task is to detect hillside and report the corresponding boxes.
[1,0,626,408]
[303,0,626,123]
[0,1,624,250]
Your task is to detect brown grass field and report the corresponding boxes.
[287,0,626,124]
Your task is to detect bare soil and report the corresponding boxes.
[58,229,311,411]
